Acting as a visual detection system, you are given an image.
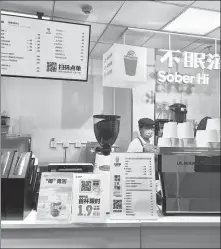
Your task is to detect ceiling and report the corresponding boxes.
[1,0,220,59]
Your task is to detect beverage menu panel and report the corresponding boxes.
[1,15,90,81]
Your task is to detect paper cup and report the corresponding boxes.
[208,142,220,149]
[170,138,180,147]
[182,138,196,147]
[178,122,194,138]
[195,130,209,147]
[207,130,219,142]
[163,122,178,138]
[178,139,184,147]
[217,130,220,142]
[195,130,207,141]
[206,118,220,131]
[157,138,172,147]
[177,123,184,138]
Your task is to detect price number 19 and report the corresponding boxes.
[78,205,93,216]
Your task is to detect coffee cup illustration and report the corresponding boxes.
[124,50,138,76]
[50,195,62,217]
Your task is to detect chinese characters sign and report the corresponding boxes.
[37,173,107,223]
[110,153,157,220]
[160,50,220,70]
[1,14,90,81]
[72,174,107,223]
[158,50,220,85]
[37,173,73,223]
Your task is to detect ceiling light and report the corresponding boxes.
[163,8,220,35]
[1,10,50,20]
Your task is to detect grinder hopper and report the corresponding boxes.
[93,115,120,156]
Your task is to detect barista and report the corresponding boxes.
[127,118,161,200]
[127,118,159,154]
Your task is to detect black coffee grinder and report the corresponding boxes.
[93,115,120,156]
[93,115,120,171]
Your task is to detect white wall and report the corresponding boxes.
[132,48,156,144]
[1,59,104,163]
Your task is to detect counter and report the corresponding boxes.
[1,211,220,248]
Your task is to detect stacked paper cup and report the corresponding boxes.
[163,122,181,147]
[195,130,209,147]
[158,121,197,147]
[204,118,221,148]
[158,122,180,147]
[159,119,220,148]
[158,123,172,147]
[177,122,195,147]
[206,118,220,130]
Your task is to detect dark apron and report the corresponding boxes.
[137,137,145,152]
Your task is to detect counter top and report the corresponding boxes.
[1,210,220,230]
[1,211,141,229]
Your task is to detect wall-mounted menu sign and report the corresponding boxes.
[1,15,91,81]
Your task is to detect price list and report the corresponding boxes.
[110,153,157,220]
[54,29,66,59]
[81,32,85,62]
[1,14,90,80]
[35,33,41,73]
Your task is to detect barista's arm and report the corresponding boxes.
[144,143,160,154]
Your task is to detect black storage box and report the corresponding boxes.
[1,151,38,220]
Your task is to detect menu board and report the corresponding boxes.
[110,153,157,220]
[1,14,90,81]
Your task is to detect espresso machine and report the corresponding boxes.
[158,147,220,215]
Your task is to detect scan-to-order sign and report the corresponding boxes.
[72,174,108,223]
[158,50,220,85]
[37,173,107,223]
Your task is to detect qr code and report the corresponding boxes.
[80,180,92,192]
[113,200,122,210]
[47,62,57,72]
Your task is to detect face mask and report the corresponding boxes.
[142,129,154,138]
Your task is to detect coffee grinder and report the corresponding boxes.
[93,114,120,213]
[93,114,120,171]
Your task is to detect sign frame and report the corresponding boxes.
[1,14,91,82]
